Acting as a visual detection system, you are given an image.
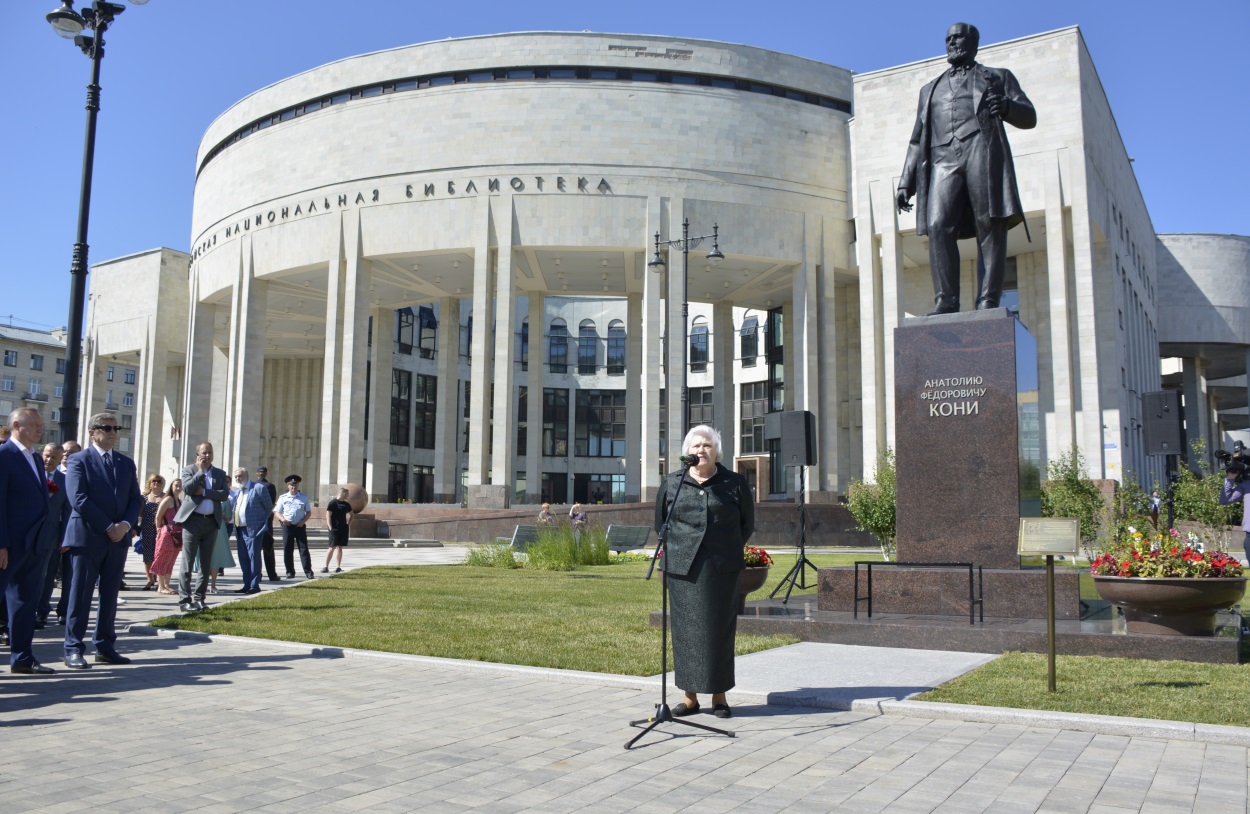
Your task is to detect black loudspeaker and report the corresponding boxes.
[1142,390,1184,456]
[766,410,817,466]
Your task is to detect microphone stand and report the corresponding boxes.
[626,461,735,749]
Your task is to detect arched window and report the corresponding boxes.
[606,320,626,374]
[548,318,568,373]
[578,319,597,374]
[740,315,759,367]
[689,318,709,373]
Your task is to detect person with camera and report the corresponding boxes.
[1218,456,1250,566]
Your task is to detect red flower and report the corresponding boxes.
[47,479,59,495]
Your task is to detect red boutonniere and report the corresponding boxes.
[47,479,59,495]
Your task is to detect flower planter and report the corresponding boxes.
[737,566,770,615]
[1093,576,1247,636]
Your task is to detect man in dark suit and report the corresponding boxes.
[52,439,82,627]
[255,466,281,582]
[174,441,228,612]
[0,408,54,674]
[896,22,1036,314]
[36,442,70,626]
[62,412,143,669]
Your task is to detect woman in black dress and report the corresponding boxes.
[322,488,353,574]
[654,425,754,719]
[134,473,165,589]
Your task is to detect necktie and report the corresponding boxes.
[104,452,116,486]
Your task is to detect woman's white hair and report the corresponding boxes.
[682,425,722,462]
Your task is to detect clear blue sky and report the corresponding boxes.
[2,0,1245,332]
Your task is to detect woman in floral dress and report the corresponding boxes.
[151,479,184,595]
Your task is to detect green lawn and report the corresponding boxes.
[151,554,852,675]
[918,651,1250,727]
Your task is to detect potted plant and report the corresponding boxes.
[737,545,773,613]
[1091,526,1245,636]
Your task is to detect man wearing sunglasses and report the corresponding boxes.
[62,413,143,669]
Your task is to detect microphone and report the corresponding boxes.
[679,454,699,468]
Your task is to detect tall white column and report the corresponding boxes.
[856,184,886,480]
[818,214,845,495]
[225,237,269,475]
[317,215,348,501]
[489,195,517,506]
[665,202,687,467]
[466,197,495,492]
[334,214,371,491]
[525,295,544,503]
[641,199,665,500]
[712,300,735,463]
[182,277,216,465]
[625,292,643,501]
[1043,152,1075,461]
[433,298,461,502]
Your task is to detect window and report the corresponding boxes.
[575,389,626,457]
[121,414,133,429]
[740,382,768,454]
[516,386,527,456]
[124,369,135,384]
[690,319,709,373]
[55,358,66,374]
[122,392,134,407]
[396,309,415,354]
[519,320,529,371]
[412,465,434,503]
[390,369,411,446]
[688,387,713,430]
[578,320,597,374]
[767,307,785,411]
[1,376,13,392]
[106,389,115,407]
[606,321,626,374]
[542,387,569,456]
[417,306,437,359]
[548,319,568,373]
[2,351,15,366]
[28,379,41,396]
[30,355,43,371]
[413,374,437,449]
[740,316,759,367]
[106,366,114,382]
[462,316,473,359]
[54,383,64,398]
[388,463,408,503]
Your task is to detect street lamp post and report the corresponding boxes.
[46,0,150,442]
[648,218,724,453]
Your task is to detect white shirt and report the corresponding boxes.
[12,437,44,485]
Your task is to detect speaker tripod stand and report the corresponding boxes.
[770,465,819,604]
[625,465,734,749]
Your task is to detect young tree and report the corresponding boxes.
[1040,445,1106,552]
[846,448,896,561]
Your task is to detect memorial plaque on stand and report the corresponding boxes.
[894,309,1039,570]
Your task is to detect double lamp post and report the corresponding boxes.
[45,0,150,442]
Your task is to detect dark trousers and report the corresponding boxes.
[261,524,279,580]
[37,542,62,620]
[63,542,126,657]
[283,525,312,577]
[2,547,50,667]
[179,513,218,603]
[926,135,1009,311]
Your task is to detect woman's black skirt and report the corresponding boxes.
[666,544,742,694]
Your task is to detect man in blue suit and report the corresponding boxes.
[229,467,275,595]
[36,442,70,627]
[0,408,54,673]
[62,412,143,669]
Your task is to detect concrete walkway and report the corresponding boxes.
[1,546,1247,813]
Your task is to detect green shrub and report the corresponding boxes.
[463,544,520,568]
[1041,445,1106,550]
[846,447,896,560]
[524,524,611,571]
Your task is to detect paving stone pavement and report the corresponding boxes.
[2,546,1247,813]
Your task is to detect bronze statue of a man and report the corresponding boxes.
[896,23,1036,315]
